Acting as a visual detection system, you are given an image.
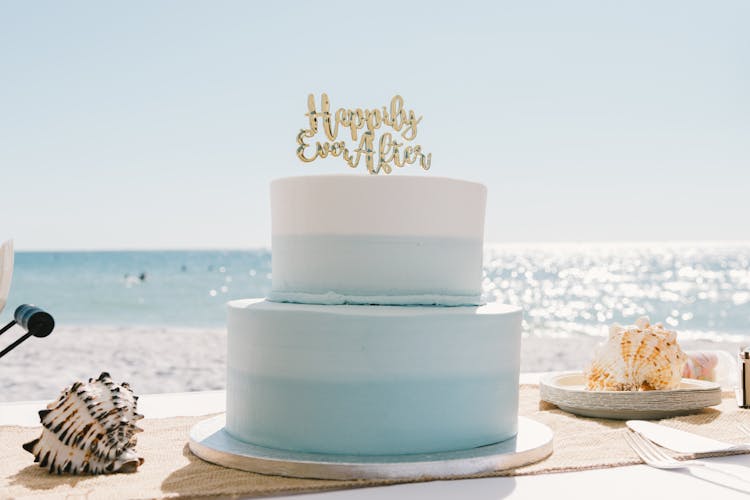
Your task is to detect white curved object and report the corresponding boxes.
[269,175,487,306]
[0,240,13,314]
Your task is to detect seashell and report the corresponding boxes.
[23,372,144,474]
[682,351,720,381]
[585,316,687,391]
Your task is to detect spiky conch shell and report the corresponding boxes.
[585,316,688,391]
[22,372,144,474]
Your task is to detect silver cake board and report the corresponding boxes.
[188,415,553,480]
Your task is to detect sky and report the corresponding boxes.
[1,1,748,250]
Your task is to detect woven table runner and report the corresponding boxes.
[2,386,749,499]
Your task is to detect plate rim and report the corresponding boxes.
[539,370,723,419]
[540,371,721,394]
[188,414,553,480]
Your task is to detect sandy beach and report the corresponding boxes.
[0,326,741,403]
[1,326,226,403]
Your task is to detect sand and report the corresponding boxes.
[0,326,741,403]
[0,326,226,403]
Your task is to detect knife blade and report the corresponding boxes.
[627,420,750,454]
[0,240,13,315]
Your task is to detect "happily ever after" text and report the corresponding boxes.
[296,94,432,174]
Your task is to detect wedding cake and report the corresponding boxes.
[226,174,523,455]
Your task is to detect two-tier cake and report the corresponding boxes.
[226,174,522,455]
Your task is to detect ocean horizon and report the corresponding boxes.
[5,242,750,343]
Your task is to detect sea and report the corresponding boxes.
[5,242,750,343]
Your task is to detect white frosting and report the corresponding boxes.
[269,175,487,305]
[271,175,486,237]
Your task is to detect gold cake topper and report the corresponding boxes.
[296,94,432,175]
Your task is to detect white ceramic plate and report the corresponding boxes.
[0,240,13,314]
[540,371,722,420]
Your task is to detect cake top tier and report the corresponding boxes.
[271,175,486,238]
[269,175,487,306]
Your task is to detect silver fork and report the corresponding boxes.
[626,429,750,487]
[625,431,699,469]
[625,430,750,484]
[624,430,740,476]
[625,431,748,482]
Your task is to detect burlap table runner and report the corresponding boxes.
[2,386,749,499]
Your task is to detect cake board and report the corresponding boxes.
[188,415,553,480]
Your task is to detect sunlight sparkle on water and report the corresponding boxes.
[484,242,750,341]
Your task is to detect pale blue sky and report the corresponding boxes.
[1,1,748,250]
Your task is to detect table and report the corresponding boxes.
[4,374,750,499]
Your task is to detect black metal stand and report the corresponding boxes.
[0,304,55,359]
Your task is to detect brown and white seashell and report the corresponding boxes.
[23,372,144,474]
[585,316,688,391]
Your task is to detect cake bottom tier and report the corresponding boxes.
[226,299,523,455]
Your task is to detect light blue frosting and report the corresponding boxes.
[267,290,483,306]
[226,299,522,455]
[271,234,483,307]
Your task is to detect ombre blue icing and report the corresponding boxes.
[270,234,483,306]
[226,373,519,455]
[226,299,522,455]
[225,175,521,457]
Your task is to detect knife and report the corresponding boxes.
[0,240,13,314]
[627,420,750,454]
